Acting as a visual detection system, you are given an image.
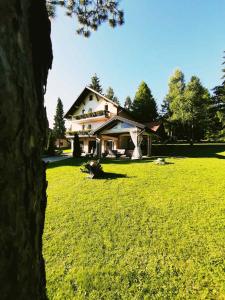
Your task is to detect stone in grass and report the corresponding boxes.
[155,158,166,165]
[80,160,104,179]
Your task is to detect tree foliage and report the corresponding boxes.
[162,69,185,120]
[46,0,124,37]
[212,51,225,138]
[132,81,158,122]
[89,74,103,93]
[124,96,132,110]
[53,98,66,141]
[105,86,119,104]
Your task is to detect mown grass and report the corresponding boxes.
[44,145,225,299]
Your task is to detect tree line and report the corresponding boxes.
[53,64,225,149]
[90,59,225,144]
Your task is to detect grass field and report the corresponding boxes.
[44,144,225,299]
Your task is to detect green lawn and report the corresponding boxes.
[44,145,225,299]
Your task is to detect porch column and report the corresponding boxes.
[147,135,152,157]
[96,136,102,158]
[130,128,143,160]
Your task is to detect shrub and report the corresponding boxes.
[80,160,104,178]
[73,133,81,158]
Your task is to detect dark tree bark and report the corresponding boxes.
[0,0,52,299]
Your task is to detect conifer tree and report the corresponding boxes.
[213,51,225,138]
[124,96,132,110]
[89,74,103,93]
[53,98,66,148]
[132,81,158,122]
[73,133,81,157]
[105,86,120,104]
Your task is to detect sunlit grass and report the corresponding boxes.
[44,145,225,299]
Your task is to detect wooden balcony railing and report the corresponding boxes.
[73,110,109,120]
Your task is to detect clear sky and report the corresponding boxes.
[45,0,225,127]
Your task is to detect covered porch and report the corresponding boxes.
[92,116,155,159]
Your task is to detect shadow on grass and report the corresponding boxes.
[88,172,130,180]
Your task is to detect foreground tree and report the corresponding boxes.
[105,86,120,104]
[124,96,132,110]
[53,98,66,148]
[0,1,124,298]
[89,74,103,93]
[132,81,158,122]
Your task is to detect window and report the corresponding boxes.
[89,95,93,101]
[105,104,108,111]
[82,124,85,130]
[88,108,92,113]
[87,124,92,130]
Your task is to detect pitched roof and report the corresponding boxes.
[64,86,120,118]
[91,115,161,135]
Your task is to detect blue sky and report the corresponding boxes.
[45,0,225,127]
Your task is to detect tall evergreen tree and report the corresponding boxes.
[132,81,158,122]
[105,86,120,104]
[89,74,103,93]
[73,133,81,158]
[212,51,225,139]
[53,98,66,148]
[124,96,132,110]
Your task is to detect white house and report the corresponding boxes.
[64,86,163,159]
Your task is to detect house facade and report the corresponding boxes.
[65,86,162,159]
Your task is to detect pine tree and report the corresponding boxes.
[89,74,103,93]
[212,51,225,138]
[0,1,124,297]
[124,96,132,110]
[105,86,120,104]
[46,0,124,37]
[53,98,66,148]
[132,81,158,122]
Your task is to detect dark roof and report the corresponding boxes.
[64,86,120,118]
[91,116,161,135]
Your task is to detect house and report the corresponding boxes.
[64,86,163,159]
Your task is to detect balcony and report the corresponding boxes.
[66,130,92,137]
[72,110,110,122]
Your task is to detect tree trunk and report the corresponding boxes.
[0,1,52,299]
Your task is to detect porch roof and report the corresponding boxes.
[91,116,159,136]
